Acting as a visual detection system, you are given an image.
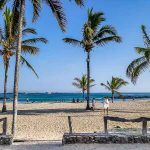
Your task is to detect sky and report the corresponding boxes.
[0,0,150,93]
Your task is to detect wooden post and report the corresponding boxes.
[142,120,147,135]
[104,116,108,134]
[1,117,7,135]
[68,116,73,134]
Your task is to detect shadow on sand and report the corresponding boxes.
[0,108,150,116]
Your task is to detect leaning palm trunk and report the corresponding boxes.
[2,60,9,112]
[86,52,91,110]
[12,0,25,137]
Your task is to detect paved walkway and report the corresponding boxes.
[0,141,150,150]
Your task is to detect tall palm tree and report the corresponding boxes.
[0,8,47,112]
[126,25,150,84]
[101,77,128,103]
[73,74,95,101]
[63,8,121,109]
[0,0,84,137]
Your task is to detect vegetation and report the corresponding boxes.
[73,75,95,101]
[126,25,150,84]
[0,8,47,112]
[0,0,147,142]
[0,0,84,137]
[101,77,128,103]
[63,8,121,109]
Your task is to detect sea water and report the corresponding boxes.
[0,92,150,103]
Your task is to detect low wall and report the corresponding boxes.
[0,135,13,145]
[62,133,150,144]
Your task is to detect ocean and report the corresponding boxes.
[0,92,150,103]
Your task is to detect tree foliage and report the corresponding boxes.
[126,25,150,84]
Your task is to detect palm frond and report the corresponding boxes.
[22,37,48,45]
[69,0,84,6]
[101,77,128,94]
[135,47,150,54]
[31,0,41,22]
[74,77,81,83]
[21,56,39,78]
[72,82,81,88]
[87,8,105,31]
[100,83,111,91]
[89,78,95,87]
[115,78,128,90]
[63,38,82,47]
[21,45,39,54]
[141,25,150,46]
[127,58,149,84]
[74,0,84,6]
[95,35,121,46]
[22,28,37,36]
[126,56,146,78]
[93,25,118,40]
[73,75,95,90]
[44,0,66,32]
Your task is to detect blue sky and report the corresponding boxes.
[0,0,150,93]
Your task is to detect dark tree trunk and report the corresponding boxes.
[2,59,9,112]
[86,52,91,110]
[82,89,85,102]
[12,0,25,138]
[112,92,114,103]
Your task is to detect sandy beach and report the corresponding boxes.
[0,100,150,141]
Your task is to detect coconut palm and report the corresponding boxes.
[0,8,47,112]
[73,75,95,101]
[63,8,121,109]
[126,25,150,84]
[101,77,128,103]
[0,0,84,137]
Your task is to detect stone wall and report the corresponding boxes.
[0,135,13,145]
[62,133,150,144]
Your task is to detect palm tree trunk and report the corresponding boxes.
[2,60,9,113]
[112,92,114,103]
[86,52,91,110]
[82,89,85,102]
[12,0,25,137]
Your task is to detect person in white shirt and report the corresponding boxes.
[103,97,110,115]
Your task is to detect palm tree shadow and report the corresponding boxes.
[110,108,150,114]
[0,108,100,116]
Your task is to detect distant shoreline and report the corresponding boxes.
[0,98,149,104]
[0,93,150,103]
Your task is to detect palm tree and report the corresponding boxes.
[0,8,47,112]
[63,9,121,109]
[101,77,128,103]
[126,25,150,84]
[73,74,95,101]
[0,0,84,137]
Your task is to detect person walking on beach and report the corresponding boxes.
[103,97,109,115]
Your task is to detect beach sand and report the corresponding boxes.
[0,100,149,140]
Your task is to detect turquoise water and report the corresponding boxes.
[0,93,150,103]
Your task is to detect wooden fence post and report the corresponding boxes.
[104,116,108,134]
[1,117,7,135]
[142,120,147,135]
[68,116,73,134]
